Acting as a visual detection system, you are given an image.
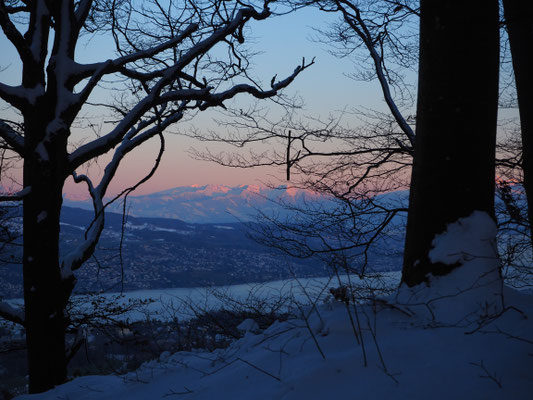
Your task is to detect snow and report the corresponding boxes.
[67,274,399,323]
[396,211,503,324]
[236,318,259,333]
[124,221,188,234]
[429,210,498,266]
[214,225,235,230]
[11,212,533,399]
[14,286,533,400]
[0,301,24,323]
[60,222,85,230]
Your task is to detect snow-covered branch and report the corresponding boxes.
[72,22,198,84]
[0,1,32,64]
[0,82,38,110]
[0,300,25,326]
[117,68,207,89]
[62,109,182,275]
[4,3,29,14]
[69,1,270,97]
[67,4,282,171]
[155,58,313,108]
[25,1,51,65]
[0,186,31,201]
[0,120,24,154]
[68,95,163,170]
[95,111,184,196]
[67,23,197,118]
[60,172,104,278]
[74,0,93,31]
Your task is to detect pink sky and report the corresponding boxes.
[60,132,287,200]
[63,158,283,200]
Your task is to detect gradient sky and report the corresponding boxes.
[0,5,401,199]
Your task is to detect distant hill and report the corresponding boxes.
[1,187,408,298]
[0,205,331,298]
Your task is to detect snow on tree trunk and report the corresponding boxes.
[397,211,503,323]
[402,0,500,288]
[503,0,533,249]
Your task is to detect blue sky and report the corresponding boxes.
[0,4,409,198]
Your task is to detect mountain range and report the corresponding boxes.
[63,184,327,223]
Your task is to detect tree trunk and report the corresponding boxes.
[402,0,500,286]
[23,115,71,393]
[503,0,533,248]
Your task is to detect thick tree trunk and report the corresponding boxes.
[402,0,500,286]
[23,115,71,393]
[503,0,533,248]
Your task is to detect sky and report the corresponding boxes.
[0,4,404,199]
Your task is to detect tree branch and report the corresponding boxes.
[0,120,24,154]
[0,186,31,201]
[0,81,43,110]
[198,58,315,110]
[74,0,93,32]
[0,0,32,63]
[60,172,104,278]
[62,108,182,275]
[336,1,415,148]
[67,4,296,171]
[71,22,199,86]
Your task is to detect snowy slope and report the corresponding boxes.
[15,286,533,400]
[15,211,533,399]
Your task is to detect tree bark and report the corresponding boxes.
[503,0,533,248]
[402,0,500,286]
[23,106,71,393]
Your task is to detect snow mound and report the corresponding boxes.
[429,210,497,265]
[236,318,259,333]
[397,211,503,324]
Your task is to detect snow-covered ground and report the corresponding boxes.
[14,212,533,399]
[73,272,400,322]
[0,273,399,326]
[15,285,533,400]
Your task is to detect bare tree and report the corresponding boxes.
[495,126,532,288]
[189,0,418,277]
[0,0,310,393]
[502,0,533,249]
[194,0,527,290]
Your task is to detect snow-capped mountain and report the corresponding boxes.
[63,184,325,223]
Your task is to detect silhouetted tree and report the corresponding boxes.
[190,0,417,276]
[502,0,533,249]
[0,0,309,393]
[402,0,500,285]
